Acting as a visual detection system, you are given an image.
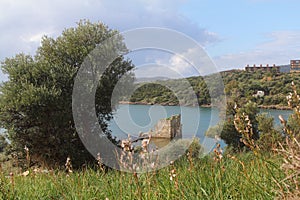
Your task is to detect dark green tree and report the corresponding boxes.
[0,20,134,167]
[218,100,260,151]
[256,113,282,151]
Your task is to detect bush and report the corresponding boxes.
[256,113,282,151]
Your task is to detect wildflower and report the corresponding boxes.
[169,161,178,189]
[10,172,14,189]
[234,102,238,110]
[65,156,73,174]
[97,153,105,172]
[213,143,223,162]
[24,145,30,168]
[22,170,30,177]
[141,136,151,153]
[24,145,29,152]
[169,169,176,181]
[121,139,133,152]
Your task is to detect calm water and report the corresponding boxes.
[108,104,292,150]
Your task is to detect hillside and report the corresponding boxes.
[129,69,300,108]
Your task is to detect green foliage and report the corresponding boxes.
[130,83,178,105]
[256,113,282,151]
[131,76,211,106]
[0,20,134,167]
[286,110,300,135]
[220,119,241,149]
[0,153,284,199]
[218,101,259,150]
[130,69,300,107]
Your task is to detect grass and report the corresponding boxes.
[0,152,285,200]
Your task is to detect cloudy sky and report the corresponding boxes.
[1,0,300,80]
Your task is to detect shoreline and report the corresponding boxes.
[118,101,292,110]
[258,105,292,110]
[118,101,212,108]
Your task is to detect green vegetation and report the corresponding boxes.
[0,153,285,199]
[0,20,134,167]
[206,99,282,152]
[130,83,179,105]
[130,69,300,108]
[0,20,299,199]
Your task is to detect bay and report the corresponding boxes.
[108,104,292,151]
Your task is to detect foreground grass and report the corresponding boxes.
[0,152,285,200]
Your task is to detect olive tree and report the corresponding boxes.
[0,20,134,167]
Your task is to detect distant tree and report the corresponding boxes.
[0,20,134,167]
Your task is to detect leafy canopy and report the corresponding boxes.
[0,20,134,167]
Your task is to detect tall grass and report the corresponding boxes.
[0,152,284,199]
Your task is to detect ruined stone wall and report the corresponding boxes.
[149,115,182,139]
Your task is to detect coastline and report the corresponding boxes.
[118,101,212,107]
[119,101,292,110]
[118,101,177,106]
[258,105,292,110]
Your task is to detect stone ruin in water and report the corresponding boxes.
[147,114,182,139]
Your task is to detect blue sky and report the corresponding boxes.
[182,0,300,56]
[0,0,300,79]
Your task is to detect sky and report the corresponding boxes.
[1,0,300,80]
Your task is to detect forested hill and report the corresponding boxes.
[129,69,300,108]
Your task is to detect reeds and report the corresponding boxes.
[233,107,260,153]
[273,82,300,199]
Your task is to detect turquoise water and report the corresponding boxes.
[108,104,292,150]
[109,104,219,139]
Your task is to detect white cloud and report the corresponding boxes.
[155,48,198,77]
[20,31,54,43]
[134,64,182,79]
[0,0,219,58]
[136,47,217,78]
[0,0,220,82]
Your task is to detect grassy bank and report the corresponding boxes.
[0,152,285,199]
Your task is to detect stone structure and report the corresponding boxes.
[245,64,280,73]
[290,60,300,72]
[244,61,294,73]
[148,115,182,139]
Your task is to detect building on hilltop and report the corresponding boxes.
[245,64,291,73]
[290,60,300,72]
[245,64,280,73]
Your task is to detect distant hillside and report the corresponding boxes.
[129,69,300,108]
[135,76,170,83]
